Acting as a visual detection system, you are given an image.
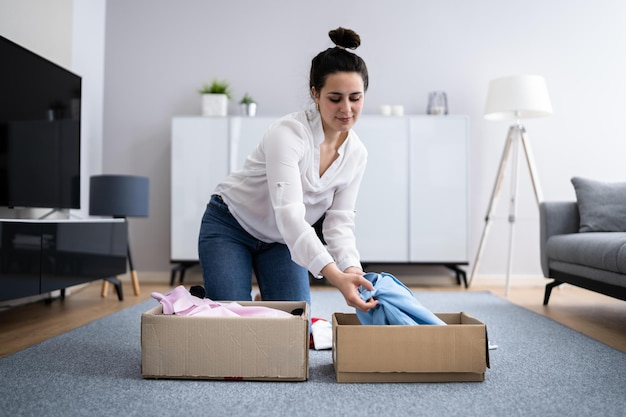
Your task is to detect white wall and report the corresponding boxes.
[7,0,626,283]
[0,0,73,68]
[72,0,107,219]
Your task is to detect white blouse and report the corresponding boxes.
[214,109,368,277]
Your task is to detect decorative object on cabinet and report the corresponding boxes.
[198,79,232,116]
[469,75,552,294]
[380,105,404,116]
[89,175,150,298]
[391,105,404,116]
[239,93,257,117]
[170,116,469,286]
[427,91,448,115]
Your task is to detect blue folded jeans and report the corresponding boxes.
[357,272,446,326]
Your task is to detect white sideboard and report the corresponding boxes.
[171,115,469,284]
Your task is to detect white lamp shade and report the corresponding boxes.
[484,75,553,120]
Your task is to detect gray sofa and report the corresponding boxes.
[539,177,626,305]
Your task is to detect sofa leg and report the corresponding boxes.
[543,280,563,305]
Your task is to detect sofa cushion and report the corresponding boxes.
[571,176,626,232]
[546,232,626,274]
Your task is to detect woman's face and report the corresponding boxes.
[313,71,365,137]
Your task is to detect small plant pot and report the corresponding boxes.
[202,94,228,116]
[240,102,257,117]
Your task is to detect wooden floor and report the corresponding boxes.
[1,278,624,357]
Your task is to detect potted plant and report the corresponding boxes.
[198,79,232,116]
[239,93,257,117]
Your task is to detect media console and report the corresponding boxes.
[0,218,128,302]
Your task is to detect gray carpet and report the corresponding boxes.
[1,290,624,417]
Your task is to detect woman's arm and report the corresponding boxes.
[264,121,334,275]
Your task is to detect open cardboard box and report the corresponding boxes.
[141,301,309,381]
[332,312,489,383]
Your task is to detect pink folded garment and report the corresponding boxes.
[151,285,294,318]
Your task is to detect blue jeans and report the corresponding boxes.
[198,194,311,305]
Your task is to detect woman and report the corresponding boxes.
[198,27,377,312]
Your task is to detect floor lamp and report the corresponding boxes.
[468,75,552,294]
[90,175,150,299]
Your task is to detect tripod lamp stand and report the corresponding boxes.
[90,175,149,299]
[468,75,552,294]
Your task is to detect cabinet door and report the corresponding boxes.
[41,221,127,292]
[409,116,468,263]
[228,117,274,172]
[0,223,41,301]
[171,118,229,261]
[354,116,410,262]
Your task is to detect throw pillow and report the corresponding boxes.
[571,176,626,232]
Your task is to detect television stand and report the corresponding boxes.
[38,208,72,220]
[0,218,128,302]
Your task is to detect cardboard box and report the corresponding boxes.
[141,301,309,381]
[332,312,489,383]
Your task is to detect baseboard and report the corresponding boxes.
[130,268,547,289]
[470,274,547,288]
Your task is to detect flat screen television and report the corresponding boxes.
[0,35,81,210]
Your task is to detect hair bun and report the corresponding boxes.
[328,27,361,50]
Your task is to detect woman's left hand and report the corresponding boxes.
[321,264,378,312]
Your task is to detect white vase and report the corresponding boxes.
[201,94,228,116]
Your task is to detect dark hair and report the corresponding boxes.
[309,27,369,97]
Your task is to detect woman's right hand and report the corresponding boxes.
[321,263,378,312]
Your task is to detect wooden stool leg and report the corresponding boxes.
[131,269,140,296]
[101,279,110,297]
[127,245,141,296]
